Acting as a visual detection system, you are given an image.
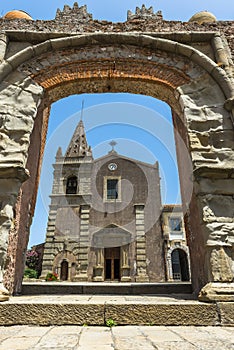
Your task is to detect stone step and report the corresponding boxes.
[21,282,192,295]
[1,294,233,326]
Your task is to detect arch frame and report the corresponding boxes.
[0,31,233,301]
[166,245,191,282]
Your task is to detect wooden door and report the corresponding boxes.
[104,247,120,281]
[60,260,68,281]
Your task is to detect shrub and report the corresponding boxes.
[24,268,38,279]
[25,250,39,270]
[45,272,58,281]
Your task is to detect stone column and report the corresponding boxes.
[196,193,234,302]
[166,248,174,281]
[67,262,70,281]
[121,244,131,282]
[134,204,149,282]
[39,205,58,279]
[0,170,28,301]
[199,210,234,302]
[75,204,90,281]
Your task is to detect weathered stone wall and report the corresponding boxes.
[0,18,233,59]
[0,71,43,296]
[91,154,164,282]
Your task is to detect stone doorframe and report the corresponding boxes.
[0,32,233,301]
[51,251,77,282]
[93,245,131,282]
[92,225,132,282]
[166,245,191,282]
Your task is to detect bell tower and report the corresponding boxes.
[40,116,93,281]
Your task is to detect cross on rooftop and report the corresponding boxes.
[109,140,117,152]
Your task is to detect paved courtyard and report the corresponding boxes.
[0,325,233,350]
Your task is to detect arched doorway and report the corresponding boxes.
[171,249,190,281]
[0,32,233,301]
[60,260,68,281]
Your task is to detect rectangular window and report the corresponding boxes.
[107,179,118,200]
[169,217,181,232]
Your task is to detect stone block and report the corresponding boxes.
[7,46,34,70]
[105,303,218,326]
[70,35,90,48]
[218,302,234,326]
[51,37,72,50]
[211,66,233,98]
[155,38,178,53]
[0,61,13,81]
[195,178,234,195]
[176,42,193,58]
[190,50,216,74]
[135,275,149,282]
[199,283,234,302]
[136,249,146,256]
[136,220,144,225]
[33,41,52,56]
[0,304,104,325]
[135,225,144,231]
[78,248,88,254]
[136,261,147,267]
[136,242,146,249]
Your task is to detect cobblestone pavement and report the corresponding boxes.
[0,325,233,350]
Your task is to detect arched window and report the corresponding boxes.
[171,248,190,281]
[66,176,77,194]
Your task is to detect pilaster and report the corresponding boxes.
[74,204,90,281]
[93,248,104,281]
[121,245,131,282]
[134,204,149,282]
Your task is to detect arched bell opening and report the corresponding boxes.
[66,176,78,194]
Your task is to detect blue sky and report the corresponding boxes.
[35,94,181,247]
[1,1,232,247]
[1,0,233,21]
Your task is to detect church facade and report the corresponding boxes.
[40,120,190,282]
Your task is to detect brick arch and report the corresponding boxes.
[31,59,190,102]
[0,33,233,300]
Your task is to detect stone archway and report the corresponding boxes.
[171,248,190,282]
[0,31,233,301]
[51,251,77,282]
[166,245,191,282]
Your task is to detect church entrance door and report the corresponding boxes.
[104,247,120,281]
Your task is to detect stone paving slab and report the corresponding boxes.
[0,326,233,350]
[4,294,196,304]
